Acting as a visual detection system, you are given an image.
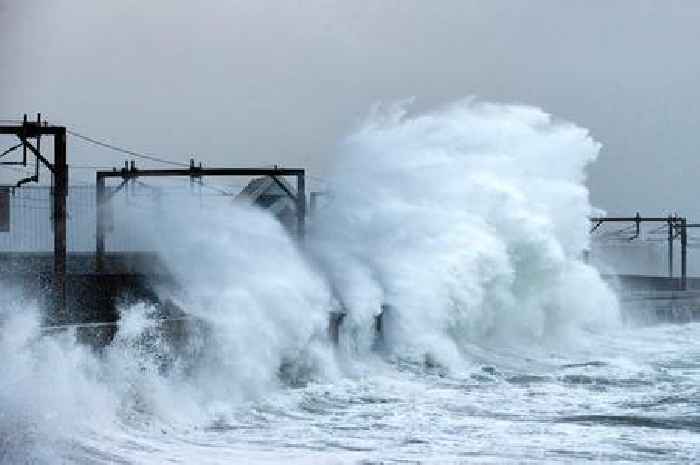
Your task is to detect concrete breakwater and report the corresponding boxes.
[0,252,180,344]
[2,255,699,350]
[602,274,700,324]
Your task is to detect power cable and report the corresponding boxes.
[66,129,189,167]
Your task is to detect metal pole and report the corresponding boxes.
[328,311,345,345]
[96,174,105,272]
[310,192,318,224]
[681,218,687,290]
[668,216,673,279]
[53,128,67,317]
[130,160,136,195]
[296,172,306,241]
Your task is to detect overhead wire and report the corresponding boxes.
[133,175,242,196]
[6,123,319,192]
[3,122,327,210]
[66,129,189,167]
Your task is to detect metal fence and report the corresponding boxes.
[0,183,236,253]
[0,186,95,252]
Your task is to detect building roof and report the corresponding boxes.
[236,176,297,216]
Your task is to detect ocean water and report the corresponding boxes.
[2,316,699,464]
[1,100,698,464]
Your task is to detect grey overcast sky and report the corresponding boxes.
[1,0,699,216]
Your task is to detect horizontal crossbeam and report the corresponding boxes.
[589,217,681,222]
[0,125,64,136]
[96,167,304,179]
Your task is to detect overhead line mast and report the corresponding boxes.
[0,114,68,315]
[590,213,688,290]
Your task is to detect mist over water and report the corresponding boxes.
[4,101,698,464]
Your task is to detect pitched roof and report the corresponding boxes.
[236,176,297,215]
[237,176,296,201]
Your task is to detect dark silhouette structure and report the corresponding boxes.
[0,115,68,315]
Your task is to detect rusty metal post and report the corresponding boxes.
[296,172,306,242]
[53,128,67,317]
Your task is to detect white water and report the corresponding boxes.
[3,100,698,464]
[312,100,618,363]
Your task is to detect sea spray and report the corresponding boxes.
[0,202,338,463]
[136,200,340,401]
[0,290,118,464]
[311,99,620,365]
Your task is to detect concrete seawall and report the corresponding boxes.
[2,257,699,348]
[602,274,700,324]
[0,252,176,327]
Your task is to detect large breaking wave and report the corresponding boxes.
[313,99,619,363]
[0,100,619,463]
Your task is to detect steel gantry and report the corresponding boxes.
[0,115,68,314]
[95,162,306,271]
[590,213,688,289]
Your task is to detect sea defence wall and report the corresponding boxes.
[0,252,173,322]
[601,274,700,291]
[0,252,187,346]
[2,256,698,349]
[601,274,700,323]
